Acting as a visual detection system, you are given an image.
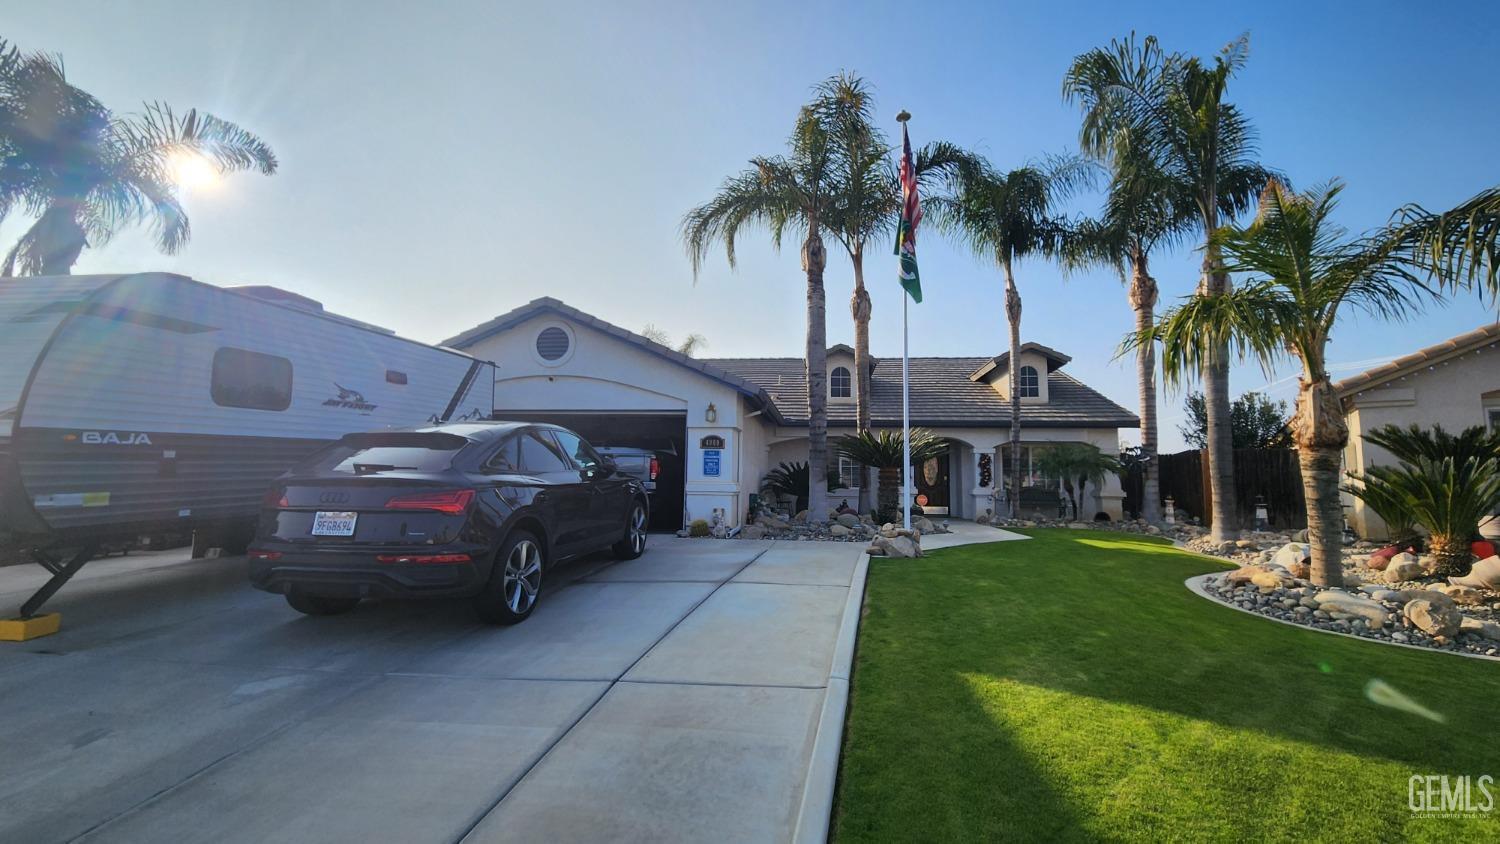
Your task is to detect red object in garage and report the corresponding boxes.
[1474,540,1497,560]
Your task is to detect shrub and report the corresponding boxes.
[688,519,711,537]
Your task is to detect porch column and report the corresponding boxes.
[968,440,1003,522]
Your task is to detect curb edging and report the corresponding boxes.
[792,552,870,844]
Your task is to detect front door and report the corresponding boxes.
[914,449,950,515]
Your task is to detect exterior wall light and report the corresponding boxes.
[705,403,717,424]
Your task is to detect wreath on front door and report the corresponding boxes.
[978,454,993,487]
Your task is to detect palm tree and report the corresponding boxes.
[1345,424,1500,576]
[934,155,1089,517]
[0,43,277,275]
[1388,185,1500,300]
[1135,179,1442,586]
[682,98,842,522]
[1034,443,1122,521]
[835,428,947,523]
[814,74,966,514]
[1064,32,1270,542]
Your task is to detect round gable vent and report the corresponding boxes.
[535,326,571,361]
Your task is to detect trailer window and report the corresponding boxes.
[212,347,293,411]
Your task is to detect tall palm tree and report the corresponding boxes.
[814,73,966,513]
[682,100,842,522]
[1389,185,1500,300]
[1060,163,1270,524]
[1135,179,1442,586]
[935,155,1089,516]
[0,43,277,275]
[1064,32,1268,542]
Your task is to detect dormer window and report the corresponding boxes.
[1019,365,1040,398]
[830,366,852,398]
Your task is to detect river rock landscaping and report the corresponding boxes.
[727,510,950,555]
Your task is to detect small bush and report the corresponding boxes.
[688,519,711,537]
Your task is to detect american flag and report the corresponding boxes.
[895,122,922,303]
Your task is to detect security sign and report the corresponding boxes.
[702,448,721,477]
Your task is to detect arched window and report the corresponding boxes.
[830,366,852,398]
[1018,365,1040,398]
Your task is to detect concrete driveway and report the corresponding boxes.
[0,535,868,843]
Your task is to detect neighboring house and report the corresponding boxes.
[1336,322,1500,540]
[443,297,1138,529]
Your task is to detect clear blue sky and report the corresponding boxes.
[6,0,1498,450]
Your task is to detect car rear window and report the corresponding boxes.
[310,432,471,475]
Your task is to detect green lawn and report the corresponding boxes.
[833,529,1500,842]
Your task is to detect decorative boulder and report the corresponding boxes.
[1460,616,1500,641]
[1313,592,1388,627]
[1271,543,1310,571]
[1224,566,1277,586]
[1250,569,1288,590]
[1383,553,1424,584]
[1431,583,1484,606]
[1363,554,1391,572]
[793,510,809,524]
[870,534,921,558]
[740,525,768,540]
[1449,555,1500,590]
[836,513,861,529]
[1403,598,1463,638]
[830,523,850,537]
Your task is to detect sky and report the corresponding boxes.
[5,0,1499,451]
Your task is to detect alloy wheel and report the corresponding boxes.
[503,539,542,613]
[629,505,647,554]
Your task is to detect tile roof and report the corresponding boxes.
[1333,322,1500,397]
[702,355,1138,429]
[444,297,1137,430]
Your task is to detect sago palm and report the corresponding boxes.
[0,43,276,275]
[933,154,1090,517]
[815,73,966,513]
[835,428,946,523]
[1134,179,1439,586]
[682,98,843,522]
[1343,424,1500,568]
[1064,32,1271,542]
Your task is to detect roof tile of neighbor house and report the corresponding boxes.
[702,356,1138,429]
[1333,322,1500,397]
[445,297,1137,430]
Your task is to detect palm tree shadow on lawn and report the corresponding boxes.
[839,529,1500,839]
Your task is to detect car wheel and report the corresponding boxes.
[475,530,544,625]
[285,591,360,616]
[612,499,649,560]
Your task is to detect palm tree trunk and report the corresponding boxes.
[1129,252,1161,524]
[1291,374,1349,586]
[804,221,830,524]
[1004,262,1023,519]
[877,465,901,524]
[8,202,88,276]
[850,244,875,515]
[1199,243,1239,541]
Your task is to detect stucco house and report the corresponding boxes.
[443,297,1138,529]
[1336,321,1500,540]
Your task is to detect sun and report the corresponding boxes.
[169,151,220,190]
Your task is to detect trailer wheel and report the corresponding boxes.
[285,591,361,616]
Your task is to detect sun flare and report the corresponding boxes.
[169,151,220,190]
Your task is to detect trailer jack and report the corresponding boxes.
[18,543,98,619]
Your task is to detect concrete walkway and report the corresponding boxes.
[0,524,1025,843]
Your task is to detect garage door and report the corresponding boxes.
[493,411,686,532]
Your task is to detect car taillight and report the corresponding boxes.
[248,549,282,561]
[383,489,475,515]
[649,457,659,481]
[375,553,472,565]
[262,489,289,509]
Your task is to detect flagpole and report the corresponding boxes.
[902,284,911,531]
[897,109,913,532]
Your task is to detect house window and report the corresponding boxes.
[1490,408,1500,433]
[211,347,293,411]
[836,455,860,489]
[1018,365,1040,398]
[830,366,852,398]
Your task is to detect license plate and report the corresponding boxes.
[311,511,358,537]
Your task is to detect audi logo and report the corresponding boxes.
[319,491,351,504]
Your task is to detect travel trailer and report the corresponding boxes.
[0,272,494,615]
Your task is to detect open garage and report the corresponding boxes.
[496,411,687,532]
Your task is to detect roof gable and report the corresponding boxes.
[1334,322,1500,397]
[442,297,787,423]
[968,342,1072,382]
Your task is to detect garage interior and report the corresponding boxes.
[493,411,686,532]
